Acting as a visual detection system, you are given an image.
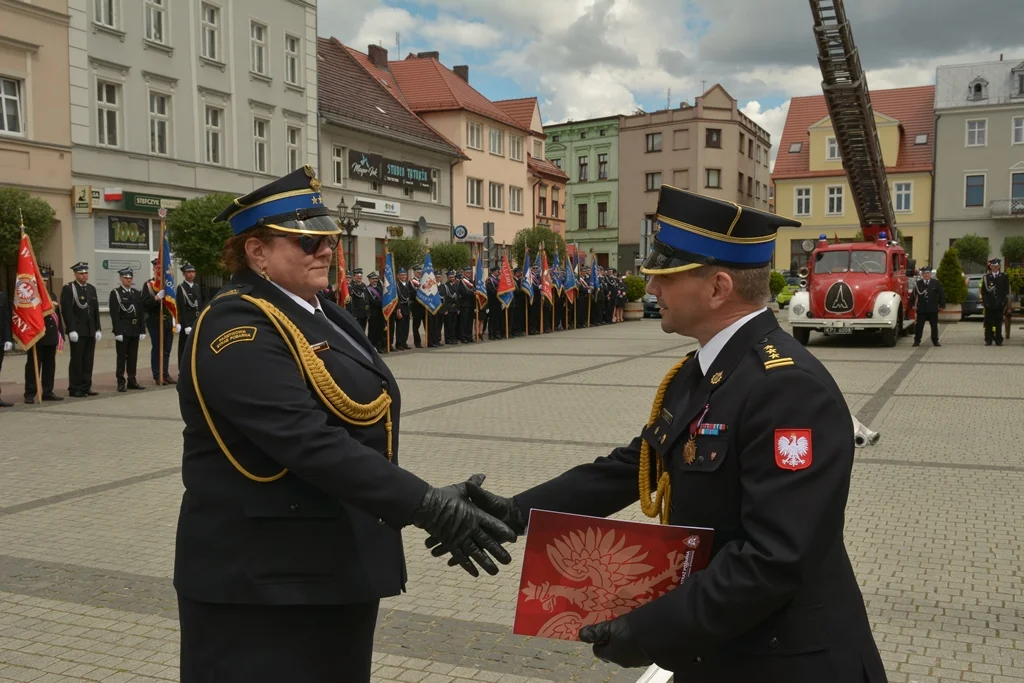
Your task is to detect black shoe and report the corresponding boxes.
[912,341,920,347]
[86,390,98,396]
[117,385,127,393]
[41,393,63,402]
[127,381,145,390]
[996,341,1003,346]
[68,390,84,397]
[985,341,993,346]
[163,376,176,384]
[933,342,941,347]
[24,397,34,404]
[0,399,13,408]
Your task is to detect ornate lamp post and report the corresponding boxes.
[336,197,361,271]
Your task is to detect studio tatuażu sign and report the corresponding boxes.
[349,149,432,191]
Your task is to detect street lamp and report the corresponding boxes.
[337,197,361,271]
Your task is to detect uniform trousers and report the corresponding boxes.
[24,345,56,397]
[178,596,379,683]
[395,308,410,348]
[68,337,97,394]
[0,346,6,400]
[459,306,475,341]
[177,330,193,366]
[115,337,141,386]
[914,312,940,345]
[984,306,1005,343]
[145,318,174,379]
[427,311,442,346]
[412,305,425,347]
[444,309,459,343]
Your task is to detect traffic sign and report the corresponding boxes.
[453,224,468,240]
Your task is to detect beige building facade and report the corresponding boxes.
[618,85,772,265]
[0,0,73,289]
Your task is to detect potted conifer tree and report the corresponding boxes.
[936,247,967,323]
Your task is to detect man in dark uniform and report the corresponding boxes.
[442,270,460,344]
[109,268,147,392]
[590,266,603,325]
[395,268,413,350]
[0,287,11,407]
[981,258,1010,346]
[410,266,426,348]
[447,186,886,682]
[366,272,385,352]
[60,262,102,397]
[909,266,944,347]
[347,269,370,333]
[577,268,592,328]
[486,269,504,340]
[511,267,526,336]
[24,285,65,404]
[176,263,204,366]
[143,258,178,384]
[458,266,476,343]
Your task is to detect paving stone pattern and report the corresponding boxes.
[1,317,1023,682]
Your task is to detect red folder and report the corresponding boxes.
[513,510,714,640]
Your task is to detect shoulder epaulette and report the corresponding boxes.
[755,341,795,372]
[211,284,253,304]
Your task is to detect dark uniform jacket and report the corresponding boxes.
[38,296,64,346]
[348,281,370,319]
[909,278,945,314]
[176,281,204,329]
[442,281,460,314]
[396,279,413,315]
[515,311,885,682]
[458,277,476,310]
[108,287,146,337]
[142,280,174,329]
[60,281,101,336]
[174,268,430,606]
[1,290,13,346]
[981,271,1010,310]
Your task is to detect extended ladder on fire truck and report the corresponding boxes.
[808,0,895,238]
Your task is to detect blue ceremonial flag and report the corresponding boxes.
[155,233,178,322]
[563,255,578,303]
[474,257,488,309]
[520,249,535,303]
[381,250,398,318]
[589,252,599,291]
[551,251,563,293]
[416,250,443,314]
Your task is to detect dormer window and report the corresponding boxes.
[788,142,802,153]
[967,77,988,101]
[1013,66,1024,97]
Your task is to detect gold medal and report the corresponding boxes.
[683,436,697,464]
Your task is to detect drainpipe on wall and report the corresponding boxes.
[929,113,940,267]
[449,158,458,245]
[531,175,543,233]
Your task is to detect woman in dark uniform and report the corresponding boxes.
[174,166,515,683]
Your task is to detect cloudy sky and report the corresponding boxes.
[319,0,1024,166]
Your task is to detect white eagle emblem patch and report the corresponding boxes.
[774,429,812,471]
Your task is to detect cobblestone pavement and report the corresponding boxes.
[1,316,1023,682]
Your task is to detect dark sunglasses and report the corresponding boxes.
[275,233,339,255]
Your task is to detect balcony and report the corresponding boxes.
[991,199,1024,219]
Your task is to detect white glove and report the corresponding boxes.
[140,334,147,341]
[3,342,11,352]
[69,331,80,343]
[156,290,165,300]
[115,335,123,342]
[175,324,182,334]
[95,331,102,342]
[184,327,192,335]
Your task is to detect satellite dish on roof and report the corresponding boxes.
[417,216,427,234]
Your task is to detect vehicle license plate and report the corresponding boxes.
[824,327,853,335]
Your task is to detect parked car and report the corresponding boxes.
[643,293,661,318]
[962,274,983,319]
[775,276,803,308]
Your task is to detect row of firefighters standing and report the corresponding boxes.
[338,264,628,352]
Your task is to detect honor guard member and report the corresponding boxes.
[458,266,477,342]
[394,268,413,350]
[440,186,886,682]
[24,284,65,403]
[366,271,385,352]
[61,262,102,397]
[0,286,11,407]
[410,265,426,348]
[442,270,460,344]
[486,269,503,340]
[175,166,515,683]
[909,266,944,347]
[109,268,147,391]
[143,258,179,383]
[176,263,203,366]
[347,268,370,332]
[981,258,1010,346]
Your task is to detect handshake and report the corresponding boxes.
[410,474,526,578]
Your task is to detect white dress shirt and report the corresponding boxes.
[269,281,372,362]
[696,307,768,375]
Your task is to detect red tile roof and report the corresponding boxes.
[528,154,569,182]
[772,85,935,180]
[387,57,533,134]
[317,38,464,158]
[494,97,539,132]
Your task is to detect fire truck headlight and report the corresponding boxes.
[792,303,806,317]
[878,302,892,317]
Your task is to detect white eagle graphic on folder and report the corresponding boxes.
[776,433,810,468]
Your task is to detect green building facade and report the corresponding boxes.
[544,116,621,270]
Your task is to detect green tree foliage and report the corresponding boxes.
[936,247,967,304]
[1000,236,1024,265]
[387,237,426,271]
[623,275,647,302]
[165,193,236,276]
[511,226,567,266]
[0,188,55,267]
[952,234,990,271]
[428,243,471,274]
[769,270,787,298]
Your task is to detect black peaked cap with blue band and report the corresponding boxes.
[640,185,802,275]
[214,165,340,237]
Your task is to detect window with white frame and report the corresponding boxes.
[1013,116,1024,145]
[645,172,661,191]
[489,182,504,210]
[827,186,844,215]
[201,4,220,60]
[286,125,301,171]
[94,0,117,28]
[332,145,345,184]
[466,120,482,150]
[755,181,761,200]
[250,21,268,76]
[966,119,986,146]
[705,168,720,188]
[795,187,811,216]
[253,117,269,173]
[551,187,559,218]
[894,182,912,212]
[965,174,985,207]
[826,136,840,160]
[509,186,523,214]
[756,145,761,162]
[430,168,439,202]
[204,105,223,165]
[285,35,301,86]
[533,139,542,158]
[0,77,23,135]
[96,80,120,147]
[509,135,523,161]
[467,178,482,207]
[145,0,166,44]
[489,127,504,156]
[148,91,171,155]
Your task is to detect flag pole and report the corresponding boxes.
[524,248,529,338]
[18,214,42,404]
[503,244,509,340]
[474,249,480,342]
[385,239,391,354]
[539,243,545,336]
[158,217,165,386]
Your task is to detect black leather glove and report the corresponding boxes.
[411,474,516,578]
[578,617,652,668]
[424,482,527,563]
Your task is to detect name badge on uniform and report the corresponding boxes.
[660,408,673,425]
[309,340,330,354]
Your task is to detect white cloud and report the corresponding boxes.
[741,100,790,171]
[346,6,418,54]
[419,16,503,50]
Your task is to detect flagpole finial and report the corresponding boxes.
[18,208,25,233]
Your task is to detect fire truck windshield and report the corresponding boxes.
[814,250,887,275]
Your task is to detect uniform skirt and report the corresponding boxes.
[178,595,379,683]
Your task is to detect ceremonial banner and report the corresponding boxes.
[381,250,398,319]
[416,251,443,314]
[563,257,578,304]
[520,249,535,303]
[11,232,54,350]
[540,250,554,304]
[513,510,713,641]
[551,251,563,294]
[497,250,515,310]
[336,243,350,305]
[154,233,178,322]
[474,257,488,310]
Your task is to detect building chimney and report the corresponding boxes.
[453,65,469,83]
[1000,53,1004,61]
[368,44,389,70]
[416,51,440,60]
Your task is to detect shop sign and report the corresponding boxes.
[107,216,151,250]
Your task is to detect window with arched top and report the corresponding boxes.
[968,77,988,101]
